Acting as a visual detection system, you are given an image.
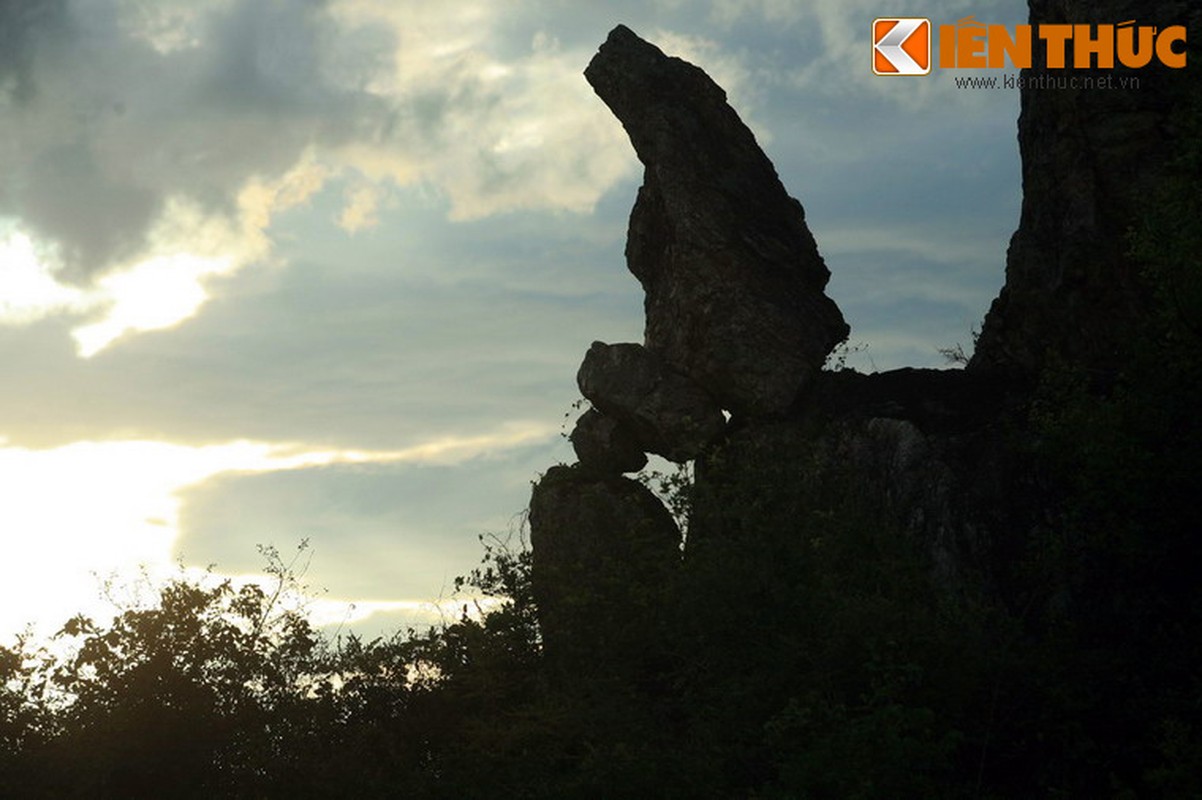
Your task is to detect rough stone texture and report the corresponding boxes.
[689,389,1023,592]
[970,0,1202,379]
[686,0,1202,591]
[577,341,726,463]
[528,465,680,668]
[584,25,849,415]
[569,407,648,475]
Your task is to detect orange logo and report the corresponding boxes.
[873,16,1187,75]
[938,16,1187,70]
[873,18,932,75]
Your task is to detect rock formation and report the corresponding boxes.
[576,341,725,463]
[970,1,1202,379]
[528,27,856,664]
[529,8,1197,673]
[584,25,849,416]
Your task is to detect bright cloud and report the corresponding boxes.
[71,253,231,357]
[0,227,89,324]
[0,224,238,358]
[0,422,552,640]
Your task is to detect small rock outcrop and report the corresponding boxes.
[569,407,647,475]
[577,341,725,463]
[584,25,849,416]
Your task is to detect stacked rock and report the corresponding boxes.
[529,25,848,671]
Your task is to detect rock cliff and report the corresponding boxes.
[528,11,1198,673]
[584,25,848,417]
[970,0,1202,378]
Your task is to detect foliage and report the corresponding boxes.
[0,550,323,798]
[636,460,694,534]
[938,325,978,367]
[823,337,867,371]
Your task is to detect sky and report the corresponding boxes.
[0,0,1027,641]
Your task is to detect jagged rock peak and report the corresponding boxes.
[585,25,849,416]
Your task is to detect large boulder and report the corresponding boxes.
[585,25,849,415]
[528,465,680,670]
[577,341,725,463]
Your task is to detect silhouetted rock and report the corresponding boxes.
[970,1,1202,378]
[577,341,725,463]
[570,407,648,475]
[813,367,1011,435]
[585,24,849,415]
[521,16,1200,789]
[528,465,679,670]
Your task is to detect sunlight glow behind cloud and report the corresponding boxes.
[0,422,552,640]
[71,253,232,357]
[0,228,89,324]
[2,0,637,356]
[0,227,241,359]
[0,152,334,357]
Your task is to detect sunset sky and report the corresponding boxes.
[0,0,1025,639]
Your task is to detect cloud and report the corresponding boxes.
[0,153,329,354]
[0,0,393,354]
[0,0,70,105]
[0,0,646,356]
[0,226,89,323]
[0,192,638,456]
[173,433,566,643]
[0,2,1027,448]
[0,1,1024,444]
[327,4,636,221]
[4,1,369,276]
[337,181,384,232]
